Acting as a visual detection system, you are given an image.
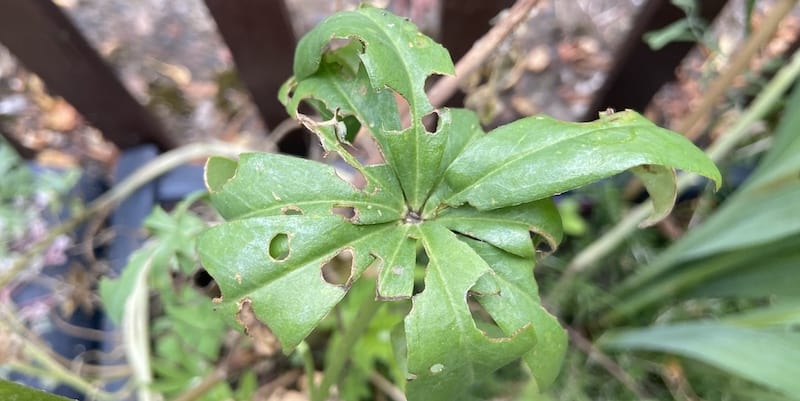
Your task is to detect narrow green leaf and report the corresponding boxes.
[723,301,800,328]
[404,222,538,401]
[600,322,800,398]
[383,108,449,210]
[443,111,721,219]
[611,86,800,305]
[0,380,76,401]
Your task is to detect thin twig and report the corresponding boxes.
[427,0,540,109]
[370,372,407,401]
[677,0,798,140]
[567,327,651,400]
[267,117,301,148]
[170,368,228,401]
[0,304,114,400]
[624,0,797,198]
[255,370,302,400]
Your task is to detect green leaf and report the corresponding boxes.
[280,48,401,147]
[608,84,800,317]
[462,238,566,390]
[404,222,538,400]
[643,19,694,50]
[100,195,207,323]
[198,215,415,349]
[0,380,76,401]
[599,322,800,398]
[99,246,151,324]
[198,7,724,400]
[205,153,403,224]
[293,5,453,119]
[436,199,562,258]
[442,110,721,220]
[285,4,455,210]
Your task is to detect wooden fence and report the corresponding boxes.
[0,0,730,155]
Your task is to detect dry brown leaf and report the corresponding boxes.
[36,148,78,168]
[44,99,81,132]
[524,45,551,72]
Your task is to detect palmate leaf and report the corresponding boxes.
[197,5,721,401]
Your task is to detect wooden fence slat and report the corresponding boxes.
[0,1,177,151]
[440,0,515,62]
[583,0,728,120]
[204,0,296,130]
[439,0,515,107]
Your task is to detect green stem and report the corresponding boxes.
[297,341,317,400]
[312,296,382,401]
[1,306,114,400]
[544,48,800,309]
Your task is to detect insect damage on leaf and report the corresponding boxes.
[236,298,280,357]
[197,5,721,401]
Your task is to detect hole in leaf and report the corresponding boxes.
[193,268,221,299]
[469,296,505,339]
[193,268,213,287]
[321,248,354,286]
[281,206,304,215]
[422,111,439,133]
[268,233,290,261]
[412,247,428,296]
[350,168,367,190]
[277,127,312,157]
[532,232,553,253]
[394,91,412,130]
[334,164,367,191]
[236,298,280,356]
[204,157,238,194]
[331,205,358,221]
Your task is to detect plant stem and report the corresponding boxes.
[567,326,650,400]
[170,368,227,401]
[312,296,383,401]
[0,305,114,400]
[297,341,317,399]
[677,0,798,141]
[0,141,254,288]
[545,47,800,309]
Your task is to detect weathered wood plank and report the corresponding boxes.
[438,0,515,107]
[583,0,728,120]
[204,0,296,129]
[440,0,515,62]
[0,1,177,150]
